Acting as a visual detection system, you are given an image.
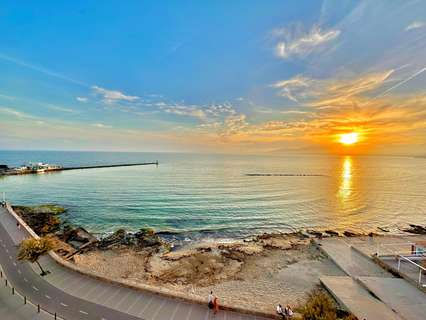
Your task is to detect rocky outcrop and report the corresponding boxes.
[403,224,426,235]
[60,226,98,250]
[98,228,165,251]
[13,204,65,236]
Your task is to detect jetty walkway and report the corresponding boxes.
[0,205,272,320]
[1,162,159,176]
[317,237,426,320]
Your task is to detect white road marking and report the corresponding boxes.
[9,255,12,260]
[126,293,144,313]
[32,286,39,291]
[45,295,51,299]
[23,278,28,282]
[151,299,166,319]
[17,269,21,274]
[60,302,68,307]
[13,262,16,266]
[5,249,8,253]
[79,310,88,315]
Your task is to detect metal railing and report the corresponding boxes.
[397,254,426,286]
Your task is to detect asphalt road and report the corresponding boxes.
[0,207,145,320]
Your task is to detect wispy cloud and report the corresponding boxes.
[405,21,425,31]
[76,97,88,103]
[92,86,139,104]
[376,66,426,97]
[0,53,88,87]
[271,75,312,102]
[92,123,111,128]
[274,25,340,59]
[0,107,30,118]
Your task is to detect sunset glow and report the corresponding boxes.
[0,1,426,156]
[339,133,359,145]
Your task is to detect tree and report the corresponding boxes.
[17,236,55,276]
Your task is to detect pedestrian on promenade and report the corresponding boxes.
[284,305,293,318]
[276,304,285,319]
[213,296,219,314]
[208,291,214,310]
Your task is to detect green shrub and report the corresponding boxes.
[301,289,337,320]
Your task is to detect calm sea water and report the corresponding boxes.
[0,151,425,240]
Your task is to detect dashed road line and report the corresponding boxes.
[23,278,28,282]
[17,269,21,274]
[79,310,89,315]
[60,302,68,307]
[45,295,51,299]
[32,286,39,291]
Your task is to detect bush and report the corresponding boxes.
[301,289,337,320]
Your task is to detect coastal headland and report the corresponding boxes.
[11,203,426,317]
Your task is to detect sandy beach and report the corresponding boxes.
[71,233,345,313]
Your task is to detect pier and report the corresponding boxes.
[0,161,159,176]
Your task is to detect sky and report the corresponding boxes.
[1,0,426,155]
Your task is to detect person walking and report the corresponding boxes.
[208,291,214,310]
[213,296,219,314]
[284,305,294,318]
[276,304,285,319]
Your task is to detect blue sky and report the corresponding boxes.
[1,0,426,154]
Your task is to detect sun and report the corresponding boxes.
[339,132,359,145]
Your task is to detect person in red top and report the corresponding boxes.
[213,296,219,314]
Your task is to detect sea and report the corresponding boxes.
[0,150,425,241]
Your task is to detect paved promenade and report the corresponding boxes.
[0,206,271,320]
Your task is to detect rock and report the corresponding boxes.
[98,229,127,249]
[325,230,339,236]
[343,231,361,237]
[306,229,323,238]
[71,227,97,243]
[134,228,162,248]
[403,224,426,235]
[377,226,390,232]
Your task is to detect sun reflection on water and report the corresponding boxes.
[339,156,353,201]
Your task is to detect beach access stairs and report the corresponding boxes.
[317,237,426,320]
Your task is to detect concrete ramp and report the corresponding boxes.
[320,276,402,320]
[318,238,390,277]
[358,277,426,320]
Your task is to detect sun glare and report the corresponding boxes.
[339,132,359,145]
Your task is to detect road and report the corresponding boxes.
[0,206,270,320]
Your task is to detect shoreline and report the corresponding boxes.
[11,203,426,316]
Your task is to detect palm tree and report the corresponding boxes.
[17,236,55,276]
